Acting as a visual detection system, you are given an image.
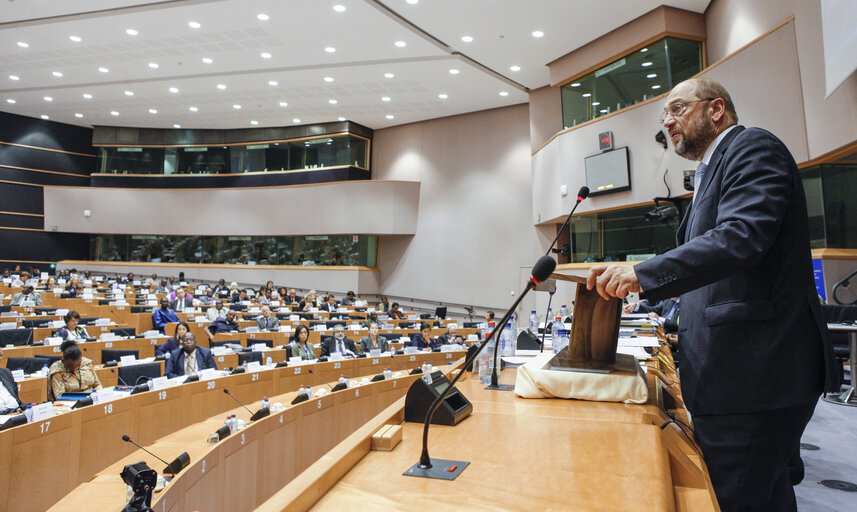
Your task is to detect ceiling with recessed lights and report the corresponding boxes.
[0,0,710,130]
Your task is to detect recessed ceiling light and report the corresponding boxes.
[189,106,198,112]
[499,91,509,97]
[232,104,242,109]
[278,101,289,108]
[188,21,201,29]
[148,109,158,114]
[98,67,109,73]
[17,42,29,48]
[510,65,521,72]
[642,61,653,67]
[111,111,120,116]
[169,87,179,93]
[592,102,600,106]
[70,36,82,42]
[384,72,394,78]
[292,118,301,123]
[268,80,278,86]
[124,90,134,96]
[9,75,19,81]
[148,62,159,69]
[532,30,544,38]
[652,85,661,89]
[83,93,93,99]
[333,4,346,12]
[260,52,272,59]
[328,99,338,104]
[641,48,649,53]
[173,124,181,128]
[570,82,580,87]
[461,35,473,43]
[406,0,419,4]
[43,96,53,102]
[381,96,391,102]
[6,99,15,104]
[582,93,592,98]
[250,120,259,125]
[40,115,49,120]
[386,114,394,119]
[338,117,346,121]
[257,13,269,21]
[600,109,608,114]
[323,76,334,83]
[438,93,448,99]
[216,84,227,90]
[449,69,460,75]
[202,57,213,64]
[324,47,336,53]
[647,73,657,79]
[394,41,407,48]
[52,71,63,77]
[75,113,83,118]
[126,29,138,36]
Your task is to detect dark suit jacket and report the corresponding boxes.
[320,336,357,357]
[358,335,389,353]
[170,297,194,311]
[0,368,22,412]
[164,346,217,378]
[635,126,837,415]
[435,333,461,345]
[412,334,437,350]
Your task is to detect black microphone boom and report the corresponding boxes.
[222,388,269,421]
[404,256,556,481]
[389,351,422,374]
[544,185,589,258]
[121,435,189,476]
[308,368,346,392]
[110,368,130,387]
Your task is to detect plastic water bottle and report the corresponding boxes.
[529,310,539,333]
[262,397,269,410]
[383,368,392,379]
[501,322,515,357]
[554,328,570,355]
[305,385,312,398]
[560,304,568,319]
[481,321,495,343]
[298,385,306,398]
[551,316,562,352]
[266,355,273,366]
[338,374,347,386]
[24,404,33,422]
[478,337,495,384]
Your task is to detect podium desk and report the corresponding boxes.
[259,364,718,511]
[824,322,857,406]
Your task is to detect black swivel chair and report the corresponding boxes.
[78,317,98,326]
[118,363,162,387]
[5,357,47,374]
[34,354,62,366]
[821,304,857,386]
[0,329,33,346]
[22,319,51,329]
[111,327,137,337]
[101,349,140,365]
[210,339,235,349]
[246,339,273,348]
[237,351,263,366]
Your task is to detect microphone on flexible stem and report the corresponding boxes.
[389,351,422,374]
[307,368,345,391]
[222,388,269,421]
[121,434,190,477]
[109,368,131,387]
[406,255,556,480]
[544,186,589,257]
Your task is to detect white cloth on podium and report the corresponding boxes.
[514,352,648,404]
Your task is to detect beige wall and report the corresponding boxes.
[528,85,563,152]
[373,104,544,310]
[44,181,419,236]
[705,0,857,160]
[532,20,808,225]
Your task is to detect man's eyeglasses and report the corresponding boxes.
[659,98,715,124]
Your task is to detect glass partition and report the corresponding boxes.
[801,164,857,249]
[92,234,379,267]
[97,134,369,175]
[561,37,703,129]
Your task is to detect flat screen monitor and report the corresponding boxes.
[584,147,630,197]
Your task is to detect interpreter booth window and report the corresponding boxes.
[568,201,690,263]
[561,37,703,129]
[98,147,165,174]
[91,235,379,267]
[801,164,857,249]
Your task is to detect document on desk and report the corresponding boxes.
[618,338,660,348]
[616,346,652,360]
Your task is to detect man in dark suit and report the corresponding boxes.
[587,78,836,511]
[255,306,279,331]
[0,366,23,414]
[320,325,357,357]
[436,324,463,345]
[170,287,194,313]
[164,333,217,378]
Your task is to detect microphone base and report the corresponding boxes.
[403,458,469,480]
[484,384,515,391]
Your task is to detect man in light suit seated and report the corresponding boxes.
[320,324,357,357]
[0,364,23,415]
[164,333,217,378]
[11,285,42,306]
[256,305,280,331]
[206,299,229,322]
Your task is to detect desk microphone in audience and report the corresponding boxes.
[121,435,189,477]
[389,352,422,374]
[222,388,269,421]
[308,368,348,391]
[109,368,131,387]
